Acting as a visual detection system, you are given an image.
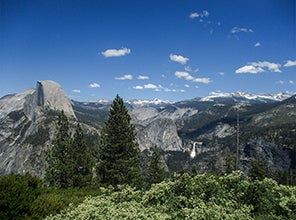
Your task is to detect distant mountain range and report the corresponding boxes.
[0,80,295,178]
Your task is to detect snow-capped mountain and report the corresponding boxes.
[126,98,174,107]
[200,91,293,103]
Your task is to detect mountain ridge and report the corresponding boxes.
[0,80,295,179]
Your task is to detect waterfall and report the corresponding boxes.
[190,142,197,159]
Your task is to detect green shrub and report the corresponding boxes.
[30,187,103,219]
[0,174,42,220]
[46,172,296,220]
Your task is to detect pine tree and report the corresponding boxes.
[248,158,267,181]
[223,147,236,174]
[45,110,72,188]
[71,123,94,187]
[96,95,143,188]
[45,112,94,188]
[146,147,166,187]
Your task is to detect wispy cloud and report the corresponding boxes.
[143,83,158,89]
[133,83,185,93]
[251,61,281,72]
[254,42,261,47]
[89,83,100,88]
[192,78,212,84]
[277,80,284,84]
[101,48,131,57]
[175,71,194,80]
[189,10,221,34]
[170,54,189,65]
[72,89,81,93]
[175,71,212,84]
[189,10,209,19]
[137,75,149,80]
[231,27,253,34]
[276,80,295,85]
[284,60,296,67]
[184,66,199,73]
[236,61,281,74]
[115,74,133,80]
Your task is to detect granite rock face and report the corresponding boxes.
[36,80,76,118]
[0,80,76,177]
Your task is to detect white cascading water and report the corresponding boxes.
[190,142,197,159]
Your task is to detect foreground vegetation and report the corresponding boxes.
[1,172,296,219]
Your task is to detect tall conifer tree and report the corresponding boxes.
[96,95,143,188]
[45,110,72,188]
[146,147,166,187]
[71,123,94,187]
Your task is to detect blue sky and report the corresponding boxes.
[0,0,295,101]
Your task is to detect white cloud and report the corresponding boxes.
[175,71,212,84]
[189,12,199,19]
[144,83,158,89]
[115,74,133,80]
[189,10,209,19]
[218,72,225,76]
[175,71,194,81]
[250,61,281,72]
[170,54,189,65]
[184,84,190,88]
[192,78,212,84]
[235,65,264,74]
[89,83,100,88]
[72,89,81,93]
[101,48,131,57]
[254,42,261,47]
[137,75,149,80]
[236,61,281,74]
[284,60,296,67]
[133,85,144,90]
[277,80,284,84]
[289,80,294,84]
[231,27,253,34]
[133,83,185,93]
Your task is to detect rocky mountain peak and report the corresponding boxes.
[36,80,75,118]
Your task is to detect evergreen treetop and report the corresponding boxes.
[96,95,143,188]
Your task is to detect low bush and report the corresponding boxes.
[46,172,296,219]
[0,174,42,220]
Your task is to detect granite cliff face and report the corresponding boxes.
[36,80,75,118]
[0,80,76,176]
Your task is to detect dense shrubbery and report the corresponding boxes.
[0,174,42,220]
[46,171,296,220]
[1,172,296,219]
[0,174,101,220]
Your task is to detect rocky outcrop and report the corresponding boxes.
[136,118,183,151]
[0,80,76,177]
[36,80,75,118]
[241,138,292,173]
